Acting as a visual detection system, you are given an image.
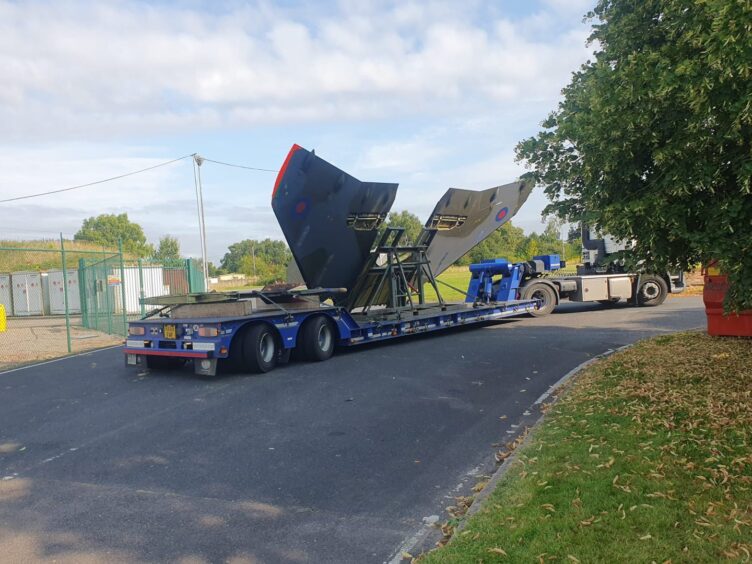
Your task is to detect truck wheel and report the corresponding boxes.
[299,316,335,361]
[636,275,668,307]
[522,282,557,317]
[242,324,278,373]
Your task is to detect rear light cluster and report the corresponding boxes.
[128,326,145,336]
[197,326,219,337]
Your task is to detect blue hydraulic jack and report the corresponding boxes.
[465,255,563,304]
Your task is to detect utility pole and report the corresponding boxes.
[192,154,209,289]
[252,245,257,279]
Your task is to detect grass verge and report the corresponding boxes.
[420,332,752,563]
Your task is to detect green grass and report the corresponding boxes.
[424,268,472,302]
[420,332,752,563]
[0,239,121,272]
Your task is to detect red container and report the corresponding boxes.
[703,263,752,337]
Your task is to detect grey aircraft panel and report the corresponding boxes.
[425,181,532,275]
[272,144,398,292]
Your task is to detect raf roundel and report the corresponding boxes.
[293,197,311,219]
[495,207,509,222]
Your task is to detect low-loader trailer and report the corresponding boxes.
[124,228,545,376]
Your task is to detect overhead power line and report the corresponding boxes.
[0,154,194,204]
[0,153,281,205]
[200,157,279,173]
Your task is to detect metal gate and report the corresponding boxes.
[79,256,206,336]
[79,253,126,336]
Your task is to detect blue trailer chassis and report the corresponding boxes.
[124,253,563,375]
[124,299,538,375]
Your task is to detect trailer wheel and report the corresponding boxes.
[522,282,557,317]
[220,327,246,373]
[242,324,278,373]
[636,275,668,307]
[299,316,336,362]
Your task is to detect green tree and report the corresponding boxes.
[74,213,153,257]
[516,0,752,310]
[153,235,181,261]
[207,262,224,277]
[383,210,424,245]
[220,239,291,275]
[537,218,564,256]
[566,224,581,244]
[522,237,540,260]
[461,221,527,264]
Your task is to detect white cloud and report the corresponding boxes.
[0,0,591,141]
[0,1,595,260]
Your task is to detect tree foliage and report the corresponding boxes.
[220,239,292,284]
[74,213,153,257]
[381,210,424,245]
[153,235,181,261]
[516,0,752,310]
[455,219,577,265]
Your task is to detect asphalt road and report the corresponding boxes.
[0,297,705,563]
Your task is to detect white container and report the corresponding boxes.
[47,270,81,314]
[11,272,43,316]
[0,274,12,316]
[111,266,169,314]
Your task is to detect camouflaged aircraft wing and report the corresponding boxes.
[425,181,532,276]
[272,144,398,291]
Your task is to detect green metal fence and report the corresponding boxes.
[79,254,205,336]
[0,236,204,369]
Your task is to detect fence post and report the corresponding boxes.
[118,239,128,336]
[78,258,88,328]
[187,258,200,293]
[60,234,72,353]
[138,258,145,318]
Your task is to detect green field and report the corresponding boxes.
[423,268,472,302]
[0,239,121,272]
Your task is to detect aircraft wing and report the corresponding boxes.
[425,181,532,275]
[272,144,398,291]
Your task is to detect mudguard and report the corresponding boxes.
[272,144,398,292]
[425,181,532,275]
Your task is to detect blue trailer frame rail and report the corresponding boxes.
[124,298,539,376]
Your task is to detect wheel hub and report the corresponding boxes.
[318,324,332,351]
[259,333,275,363]
[642,281,660,299]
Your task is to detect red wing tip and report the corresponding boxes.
[272,144,305,199]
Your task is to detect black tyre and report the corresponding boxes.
[241,324,278,373]
[299,316,336,362]
[219,327,246,373]
[522,282,557,317]
[598,298,621,306]
[636,275,668,307]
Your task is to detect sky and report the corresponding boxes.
[0,0,595,263]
